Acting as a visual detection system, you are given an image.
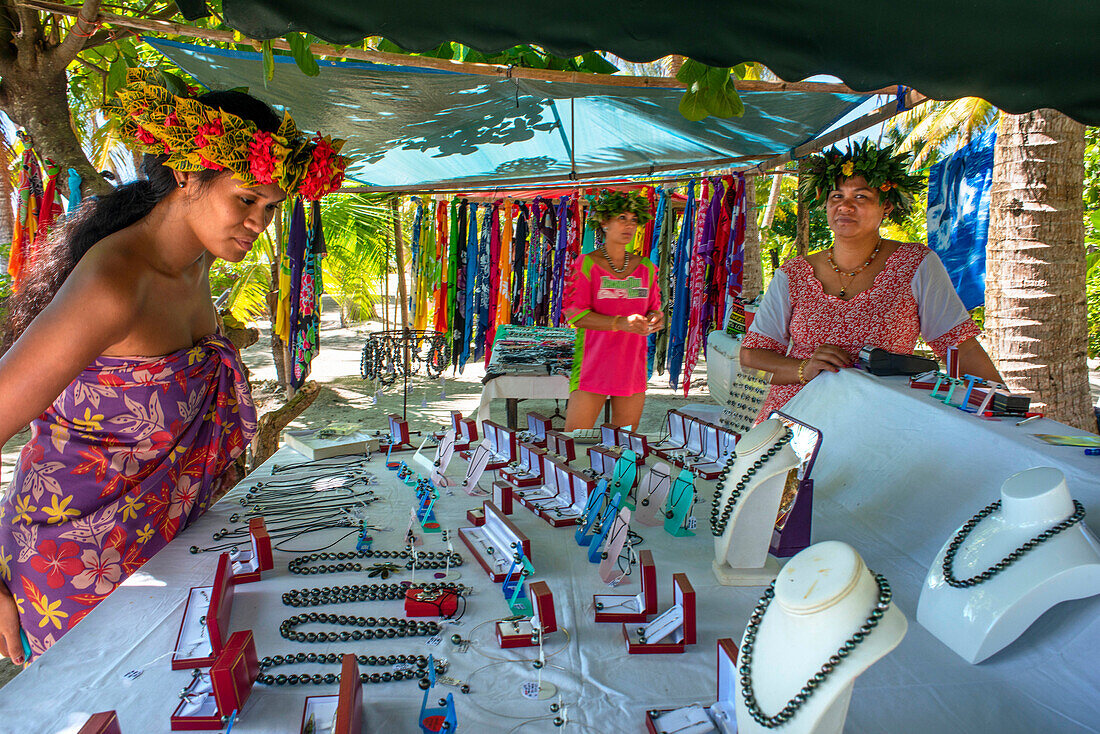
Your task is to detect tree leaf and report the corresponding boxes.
[261,40,275,85]
[702,86,735,118]
[678,90,709,122]
[577,52,618,75]
[106,58,127,98]
[161,71,192,98]
[286,32,320,77]
[676,58,708,86]
[724,80,746,117]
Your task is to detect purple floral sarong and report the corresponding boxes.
[0,334,256,660]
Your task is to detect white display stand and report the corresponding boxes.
[735,541,907,734]
[712,419,800,585]
[917,466,1100,664]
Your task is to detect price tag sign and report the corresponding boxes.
[686,516,697,530]
[426,635,443,647]
[521,681,542,699]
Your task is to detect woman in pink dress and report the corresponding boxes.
[563,190,664,430]
[741,141,1002,421]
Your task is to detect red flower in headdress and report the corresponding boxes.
[198,155,224,171]
[298,137,346,200]
[193,119,223,148]
[248,131,278,185]
[164,112,179,128]
[135,126,157,145]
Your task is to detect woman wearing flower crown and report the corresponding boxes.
[740,140,1001,421]
[563,190,664,430]
[0,70,346,663]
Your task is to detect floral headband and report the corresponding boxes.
[105,68,347,200]
[586,189,652,229]
[800,140,924,224]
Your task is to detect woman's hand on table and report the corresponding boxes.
[803,345,855,381]
[0,582,25,665]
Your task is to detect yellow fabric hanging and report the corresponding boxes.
[495,198,514,329]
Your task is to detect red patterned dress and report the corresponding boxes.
[742,243,980,421]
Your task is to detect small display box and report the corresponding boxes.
[496,581,557,648]
[300,655,363,734]
[451,411,479,451]
[229,517,273,585]
[382,414,414,452]
[594,549,658,623]
[404,586,461,618]
[524,412,553,448]
[545,430,576,464]
[172,553,234,670]
[651,410,690,461]
[78,711,122,734]
[458,501,532,582]
[622,573,696,654]
[479,420,517,470]
[170,630,259,731]
[644,638,739,734]
[491,480,514,515]
[499,442,545,488]
[514,457,577,527]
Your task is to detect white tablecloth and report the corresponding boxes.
[475,374,571,424]
[2,368,1099,733]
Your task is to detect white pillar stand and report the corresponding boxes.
[712,419,800,586]
[917,466,1100,664]
[735,541,907,734]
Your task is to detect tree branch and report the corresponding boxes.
[49,0,101,71]
[12,5,41,62]
[0,3,20,64]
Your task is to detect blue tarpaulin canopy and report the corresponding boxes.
[148,38,866,190]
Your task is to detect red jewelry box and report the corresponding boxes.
[382,414,414,452]
[622,573,696,654]
[465,507,485,526]
[300,654,363,734]
[491,481,514,515]
[496,581,557,648]
[170,630,259,731]
[172,552,234,670]
[545,430,576,463]
[458,501,532,582]
[513,458,577,527]
[78,711,122,734]
[525,412,553,448]
[500,442,545,488]
[481,420,517,470]
[644,638,739,734]
[404,586,460,617]
[594,549,657,623]
[229,517,273,585]
[450,411,478,451]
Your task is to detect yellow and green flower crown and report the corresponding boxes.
[800,140,924,224]
[105,68,347,200]
[586,189,652,229]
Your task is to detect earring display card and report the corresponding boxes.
[77,711,122,734]
[458,502,532,582]
[230,518,273,585]
[595,548,658,623]
[721,368,771,435]
[172,553,234,670]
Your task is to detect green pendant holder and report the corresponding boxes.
[663,469,696,537]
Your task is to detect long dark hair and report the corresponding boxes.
[2,91,281,350]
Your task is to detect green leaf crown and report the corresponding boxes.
[585,189,652,229]
[800,140,924,224]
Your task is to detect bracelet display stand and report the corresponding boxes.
[78,711,122,734]
[459,501,532,582]
[712,419,801,586]
[734,542,907,734]
[634,463,673,527]
[917,466,1100,664]
[229,518,273,585]
[545,430,576,464]
[622,573,696,654]
[170,630,259,731]
[300,654,363,734]
[172,553,233,669]
[497,581,557,648]
[663,469,696,538]
[645,637,739,734]
[594,549,658,623]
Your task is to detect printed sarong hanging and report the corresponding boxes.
[494,199,515,331]
[7,149,42,290]
[511,204,530,324]
[473,204,493,362]
[646,189,669,378]
[484,203,503,365]
[451,201,469,370]
[290,201,325,387]
[433,201,450,334]
[683,178,723,395]
[667,182,696,390]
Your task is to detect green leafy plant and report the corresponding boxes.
[675,60,746,122]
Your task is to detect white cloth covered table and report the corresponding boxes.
[475,374,570,425]
[2,368,1099,733]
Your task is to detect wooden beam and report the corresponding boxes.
[18,0,893,95]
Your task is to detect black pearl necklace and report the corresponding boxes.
[282,581,467,608]
[710,430,793,537]
[287,549,464,575]
[257,651,438,686]
[598,243,630,273]
[942,499,1086,588]
[740,572,893,728]
[279,611,441,644]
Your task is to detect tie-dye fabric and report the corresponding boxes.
[0,334,256,660]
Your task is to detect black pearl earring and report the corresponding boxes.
[178,181,185,188]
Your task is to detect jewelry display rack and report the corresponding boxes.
[645,638,739,734]
[622,573,696,654]
[497,581,558,648]
[172,553,234,670]
[634,463,674,527]
[228,517,273,585]
[170,630,259,731]
[459,501,533,582]
[595,549,658,623]
[300,654,362,734]
[597,506,634,582]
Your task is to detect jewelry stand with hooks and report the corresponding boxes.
[645,637,740,734]
[172,553,234,670]
[228,517,273,585]
[299,654,362,734]
[595,549,658,623]
[662,468,697,538]
[712,418,802,586]
[170,630,259,731]
[634,463,674,527]
[623,573,697,655]
[497,581,558,649]
[597,506,635,583]
[459,501,533,582]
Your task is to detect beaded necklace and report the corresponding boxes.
[709,429,793,537]
[942,499,1086,588]
[597,243,630,274]
[258,651,439,686]
[827,238,881,299]
[279,611,442,643]
[288,549,464,576]
[282,581,467,608]
[740,572,892,728]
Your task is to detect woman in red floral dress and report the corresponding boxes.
[740,142,1001,421]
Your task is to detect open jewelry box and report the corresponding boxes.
[521,411,553,448]
[651,409,691,460]
[458,501,532,582]
[499,441,545,488]
[228,517,273,585]
[682,423,737,480]
[496,581,558,648]
[475,420,517,470]
[77,711,122,734]
[767,411,823,558]
[170,630,259,731]
[381,414,414,453]
[545,430,576,464]
[644,638,739,734]
[594,549,658,623]
[172,553,234,670]
[622,573,696,654]
[449,411,478,451]
[514,457,580,528]
[300,654,363,734]
[491,480,514,515]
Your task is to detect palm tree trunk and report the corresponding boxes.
[795,160,809,257]
[985,109,1094,432]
